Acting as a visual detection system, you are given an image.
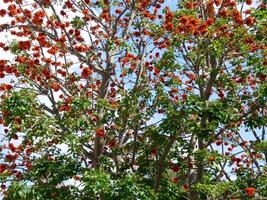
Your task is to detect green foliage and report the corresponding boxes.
[82,170,112,199]
[4,181,79,200]
[194,182,238,200]
[4,156,81,200]
[1,90,39,122]
[156,180,187,200]
[71,17,86,29]
[29,155,81,186]
[9,41,21,55]
[82,170,156,200]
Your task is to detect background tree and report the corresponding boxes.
[0,0,266,199]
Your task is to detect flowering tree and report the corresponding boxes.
[0,0,266,199]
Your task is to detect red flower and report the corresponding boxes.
[0,164,7,173]
[47,46,59,55]
[81,67,92,78]
[25,162,32,170]
[189,18,199,26]
[9,143,16,152]
[15,117,22,124]
[0,71,5,78]
[73,175,81,180]
[245,0,252,5]
[172,177,179,184]
[245,187,256,197]
[26,148,33,155]
[7,4,17,17]
[182,93,187,101]
[0,84,12,91]
[206,17,214,26]
[171,165,180,172]
[183,183,189,190]
[165,11,174,21]
[179,16,188,24]
[18,41,31,51]
[214,0,221,6]
[186,2,195,9]
[115,9,122,14]
[258,74,266,81]
[245,16,255,26]
[43,0,52,7]
[95,128,106,138]
[59,105,71,112]
[151,148,157,155]
[32,10,45,25]
[51,82,61,91]
[42,68,51,79]
[5,153,18,162]
[218,9,228,17]
[165,22,174,31]
[0,9,6,17]
[108,138,117,148]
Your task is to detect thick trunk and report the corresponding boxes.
[93,73,110,168]
[188,100,208,200]
[188,139,205,200]
[196,138,205,183]
[154,134,177,192]
[188,135,199,200]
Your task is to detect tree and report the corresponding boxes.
[0,0,266,199]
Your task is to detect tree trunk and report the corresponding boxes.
[188,100,209,200]
[93,73,110,168]
[154,134,177,192]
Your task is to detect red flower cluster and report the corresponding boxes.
[51,82,61,92]
[32,10,46,25]
[245,16,255,26]
[42,68,52,79]
[142,10,156,20]
[171,165,180,172]
[95,128,106,138]
[232,9,243,25]
[176,16,204,35]
[37,33,49,47]
[0,84,12,91]
[5,153,19,162]
[59,105,71,112]
[0,9,7,17]
[18,41,31,51]
[42,0,51,7]
[164,9,174,31]
[81,67,93,79]
[245,187,256,197]
[214,0,222,6]
[108,138,117,148]
[7,4,18,17]
[0,164,7,173]
[121,53,137,65]
[100,8,110,23]
[219,9,228,18]
[47,46,59,55]
[245,0,252,5]
[74,45,90,52]
[186,2,196,9]
[139,0,151,8]
[59,97,72,112]
[165,22,174,31]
